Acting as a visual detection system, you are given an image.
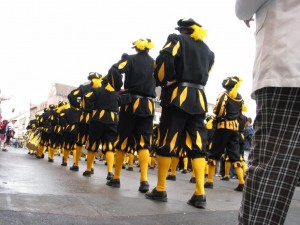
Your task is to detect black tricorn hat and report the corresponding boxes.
[175,18,202,30]
[49,104,57,110]
[87,72,102,81]
[222,76,240,90]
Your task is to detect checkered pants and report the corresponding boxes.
[238,87,300,225]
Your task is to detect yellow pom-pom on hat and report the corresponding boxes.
[132,39,154,51]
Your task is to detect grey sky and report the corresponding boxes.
[0,0,256,119]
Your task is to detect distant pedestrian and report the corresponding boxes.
[2,119,16,152]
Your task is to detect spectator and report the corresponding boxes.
[243,117,253,162]
[235,0,300,224]
[2,119,16,151]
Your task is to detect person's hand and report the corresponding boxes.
[118,89,128,95]
[166,80,177,87]
[244,17,254,28]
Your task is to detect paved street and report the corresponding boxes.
[0,147,299,225]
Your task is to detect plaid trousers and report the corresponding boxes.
[238,87,300,225]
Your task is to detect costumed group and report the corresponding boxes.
[24,18,251,209]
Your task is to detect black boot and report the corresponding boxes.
[220,176,230,181]
[48,158,54,163]
[139,181,149,193]
[145,188,167,202]
[234,184,244,192]
[126,167,133,171]
[70,164,79,171]
[106,179,120,188]
[204,182,213,189]
[166,174,176,181]
[106,172,114,180]
[83,171,92,177]
[187,194,206,208]
[189,177,196,183]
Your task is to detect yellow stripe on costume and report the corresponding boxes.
[196,131,202,150]
[179,87,187,106]
[170,132,178,151]
[118,60,128,69]
[185,131,192,150]
[158,63,165,82]
[133,98,140,112]
[171,87,178,103]
[198,90,206,111]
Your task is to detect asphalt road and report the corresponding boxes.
[0,147,299,225]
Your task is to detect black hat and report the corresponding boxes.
[49,104,57,110]
[58,101,64,107]
[175,18,202,30]
[222,76,240,90]
[87,72,102,81]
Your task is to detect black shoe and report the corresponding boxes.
[2,149,7,152]
[48,158,54,163]
[91,168,94,174]
[106,172,114,180]
[70,165,79,171]
[106,179,120,188]
[61,162,67,166]
[189,177,196,183]
[36,155,41,159]
[234,184,244,192]
[181,169,188,174]
[41,153,45,159]
[139,181,149,193]
[149,166,155,170]
[126,167,133,171]
[220,176,230,181]
[83,171,92,177]
[166,174,176,181]
[122,164,126,169]
[145,188,167,202]
[187,194,206,208]
[204,182,213,189]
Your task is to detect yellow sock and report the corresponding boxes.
[205,161,208,176]
[183,157,188,171]
[156,155,171,192]
[49,147,55,159]
[207,164,215,183]
[235,166,245,185]
[224,161,231,178]
[192,158,206,195]
[128,153,134,168]
[113,150,126,179]
[63,149,70,163]
[138,149,150,182]
[75,145,82,166]
[170,157,179,176]
[37,146,44,157]
[105,151,114,173]
[86,151,96,171]
[241,160,247,177]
